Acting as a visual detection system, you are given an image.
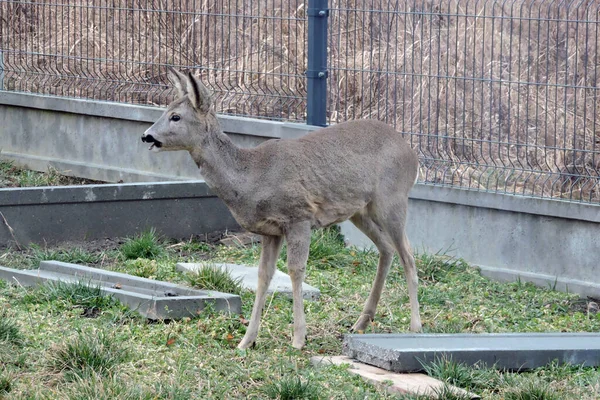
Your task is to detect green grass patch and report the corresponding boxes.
[1,231,599,399]
[421,356,505,391]
[59,372,194,400]
[59,373,146,400]
[421,356,476,388]
[0,315,23,346]
[119,229,165,260]
[114,258,179,282]
[22,280,119,312]
[417,253,467,283]
[0,159,102,188]
[279,226,350,268]
[262,375,320,400]
[183,264,244,295]
[306,226,353,269]
[504,381,560,400]
[0,372,12,396]
[29,244,103,266]
[47,330,129,379]
[120,258,159,278]
[430,385,473,400]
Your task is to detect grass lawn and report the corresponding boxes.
[0,228,599,399]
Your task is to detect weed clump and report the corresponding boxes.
[119,229,164,260]
[504,381,560,400]
[0,315,23,346]
[262,376,320,400]
[48,331,128,379]
[29,245,102,267]
[280,227,351,269]
[183,264,244,295]
[23,280,119,313]
[0,373,11,395]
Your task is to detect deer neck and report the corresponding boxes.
[189,128,247,205]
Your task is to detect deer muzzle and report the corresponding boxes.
[141,133,163,150]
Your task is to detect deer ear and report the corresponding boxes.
[167,67,187,98]
[185,72,212,113]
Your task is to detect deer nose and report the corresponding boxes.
[141,134,154,143]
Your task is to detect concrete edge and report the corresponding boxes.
[39,261,192,291]
[342,333,600,373]
[0,180,213,206]
[476,264,600,299]
[0,150,195,183]
[40,261,240,305]
[0,91,318,139]
[0,91,162,121]
[0,263,242,318]
[410,184,600,224]
[343,332,600,342]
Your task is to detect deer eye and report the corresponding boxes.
[170,114,180,122]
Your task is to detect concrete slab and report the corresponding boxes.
[176,262,321,300]
[311,356,479,399]
[343,333,600,372]
[0,261,241,319]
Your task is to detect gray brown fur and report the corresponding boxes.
[142,69,422,349]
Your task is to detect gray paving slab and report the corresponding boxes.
[343,333,600,372]
[177,262,321,300]
[0,261,241,319]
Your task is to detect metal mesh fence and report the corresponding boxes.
[0,0,308,121]
[1,0,599,203]
[328,0,600,202]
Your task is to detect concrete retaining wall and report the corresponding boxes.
[1,92,599,297]
[341,186,600,298]
[0,181,239,246]
[0,92,316,183]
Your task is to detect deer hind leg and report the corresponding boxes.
[382,202,422,333]
[284,221,311,349]
[349,211,395,332]
[238,234,284,349]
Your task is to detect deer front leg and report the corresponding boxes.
[285,221,311,349]
[238,235,284,349]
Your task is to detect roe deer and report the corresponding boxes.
[141,68,422,349]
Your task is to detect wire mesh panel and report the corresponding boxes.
[328,0,600,203]
[0,0,308,121]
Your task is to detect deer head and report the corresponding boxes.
[141,68,217,152]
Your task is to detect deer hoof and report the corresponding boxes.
[237,338,255,350]
[292,337,306,350]
[351,314,372,333]
[410,321,423,333]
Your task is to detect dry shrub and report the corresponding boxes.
[0,0,598,201]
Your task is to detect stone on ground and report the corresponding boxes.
[343,333,600,372]
[0,261,241,319]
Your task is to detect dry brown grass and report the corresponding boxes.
[1,0,599,201]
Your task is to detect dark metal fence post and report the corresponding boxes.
[0,51,4,91]
[306,0,328,127]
